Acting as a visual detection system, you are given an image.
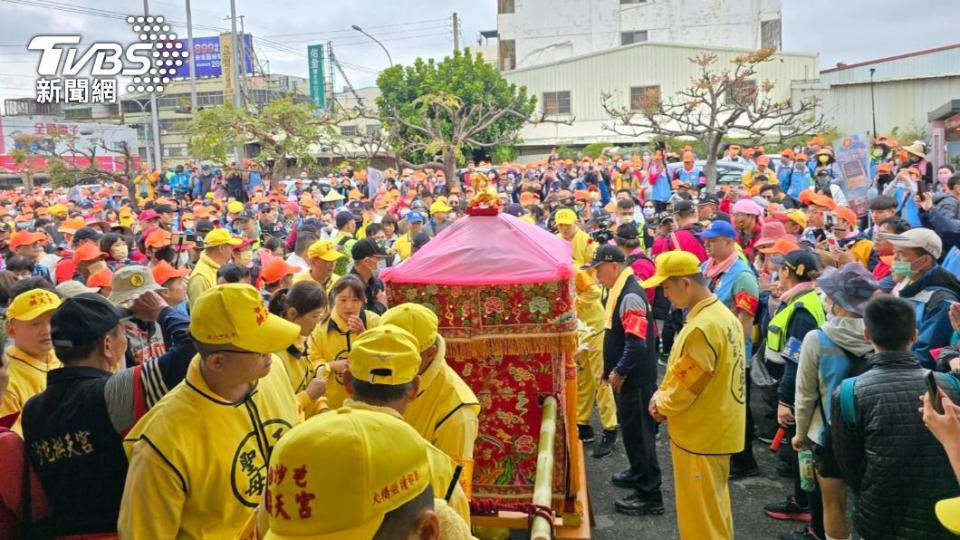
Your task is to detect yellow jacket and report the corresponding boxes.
[657,295,746,455]
[0,346,60,435]
[394,232,414,261]
[558,228,597,268]
[307,310,381,409]
[341,400,471,526]
[291,270,340,295]
[187,252,221,309]
[404,337,480,465]
[119,355,299,540]
[276,336,326,419]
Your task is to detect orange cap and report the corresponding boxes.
[758,237,799,256]
[145,229,172,249]
[152,260,190,286]
[877,162,893,174]
[781,149,795,160]
[834,206,858,227]
[10,230,46,251]
[86,268,113,289]
[73,243,108,263]
[262,258,302,285]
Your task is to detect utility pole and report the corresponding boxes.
[228,0,243,163]
[869,68,878,139]
[452,12,460,53]
[144,0,162,172]
[185,0,197,114]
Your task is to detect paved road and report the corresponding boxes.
[510,370,804,539]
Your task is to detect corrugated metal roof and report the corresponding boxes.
[820,43,960,85]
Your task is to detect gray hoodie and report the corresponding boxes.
[795,316,874,445]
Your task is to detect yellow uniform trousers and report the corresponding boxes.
[575,344,617,430]
[671,441,734,540]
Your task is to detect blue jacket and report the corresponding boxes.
[169,172,190,195]
[897,264,960,367]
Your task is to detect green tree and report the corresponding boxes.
[376,49,537,187]
[602,48,825,191]
[185,96,337,179]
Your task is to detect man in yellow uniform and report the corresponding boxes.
[186,228,242,309]
[338,324,471,524]
[643,251,746,540]
[259,408,453,539]
[119,284,302,539]
[379,304,480,476]
[0,289,61,434]
[573,270,619,457]
[555,208,597,268]
[292,239,343,293]
[394,211,426,261]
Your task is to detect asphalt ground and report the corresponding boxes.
[508,363,810,539]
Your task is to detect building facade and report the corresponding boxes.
[496,0,783,71]
[501,41,817,157]
[791,43,960,151]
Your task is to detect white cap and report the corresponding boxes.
[879,228,942,259]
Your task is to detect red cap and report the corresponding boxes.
[152,260,190,286]
[262,258,302,285]
[139,209,160,222]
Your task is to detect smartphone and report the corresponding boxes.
[926,370,945,414]
[917,178,926,197]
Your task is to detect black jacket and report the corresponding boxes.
[602,274,657,385]
[830,351,960,540]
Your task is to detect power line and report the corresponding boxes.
[260,17,449,39]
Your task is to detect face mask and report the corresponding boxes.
[643,207,656,218]
[795,163,806,172]
[818,155,829,164]
[891,259,917,278]
[111,244,129,260]
[176,251,191,268]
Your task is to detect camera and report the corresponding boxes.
[589,215,615,244]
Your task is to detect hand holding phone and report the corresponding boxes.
[926,370,945,415]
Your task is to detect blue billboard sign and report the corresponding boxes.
[170,34,254,79]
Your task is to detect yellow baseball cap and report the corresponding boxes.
[263,407,431,540]
[429,200,452,214]
[555,208,577,225]
[936,497,960,534]
[640,251,703,288]
[307,240,345,262]
[203,228,243,248]
[348,324,421,385]
[7,289,61,321]
[228,201,244,214]
[189,284,299,353]
[379,303,438,353]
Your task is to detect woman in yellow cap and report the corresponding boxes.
[308,275,380,409]
[268,281,329,418]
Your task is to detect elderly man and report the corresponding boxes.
[883,228,960,366]
[556,208,597,268]
[293,239,344,293]
[583,245,662,516]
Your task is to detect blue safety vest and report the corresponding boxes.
[702,257,756,361]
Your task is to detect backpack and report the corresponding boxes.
[839,370,960,428]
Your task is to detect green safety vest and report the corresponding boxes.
[765,289,826,354]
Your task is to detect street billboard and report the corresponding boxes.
[308,44,326,110]
[171,34,254,79]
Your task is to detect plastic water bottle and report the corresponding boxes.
[798,449,816,492]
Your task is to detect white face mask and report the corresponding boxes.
[111,244,129,260]
[643,207,656,218]
[176,251,191,268]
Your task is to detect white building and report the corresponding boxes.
[502,41,817,158]
[496,0,783,70]
[791,43,960,146]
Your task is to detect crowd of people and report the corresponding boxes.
[0,135,958,539]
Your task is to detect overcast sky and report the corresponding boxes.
[0,0,956,111]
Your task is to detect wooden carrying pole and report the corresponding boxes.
[530,396,558,540]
